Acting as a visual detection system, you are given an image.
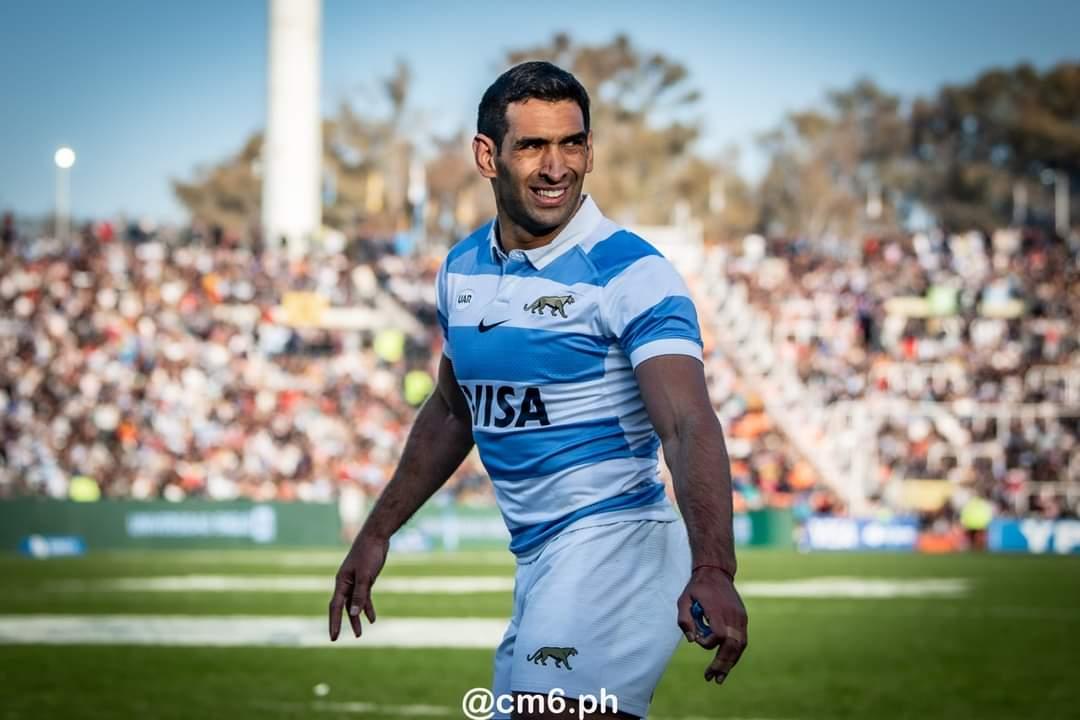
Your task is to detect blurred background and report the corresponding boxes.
[1,1,1078,718]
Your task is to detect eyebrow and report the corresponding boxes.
[512,132,588,149]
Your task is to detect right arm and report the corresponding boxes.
[329,354,474,640]
[357,355,475,542]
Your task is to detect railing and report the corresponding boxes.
[701,253,876,513]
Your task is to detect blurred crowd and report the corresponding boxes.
[721,226,1080,522]
[699,345,843,520]
[3,214,1078,526]
[0,219,489,504]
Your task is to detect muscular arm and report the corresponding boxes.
[359,354,475,542]
[330,354,473,640]
[636,353,747,685]
[636,354,736,576]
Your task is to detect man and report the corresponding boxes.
[330,61,747,718]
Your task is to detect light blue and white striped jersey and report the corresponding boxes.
[435,196,703,557]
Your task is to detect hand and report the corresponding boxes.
[676,566,748,684]
[328,533,389,641]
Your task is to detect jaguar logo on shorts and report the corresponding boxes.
[526,646,578,670]
[523,294,575,318]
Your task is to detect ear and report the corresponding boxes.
[473,134,498,179]
[585,130,594,174]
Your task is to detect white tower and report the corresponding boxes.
[263,0,321,256]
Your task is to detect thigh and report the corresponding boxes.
[510,520,691,719]
[493,560,533,719]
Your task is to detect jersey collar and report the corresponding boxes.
[488,194,603,269]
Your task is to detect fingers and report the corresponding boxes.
[328,540,389,642]
[694,623,722,650]
[364,595,376,624]
[328,589,346,641]
[348,580,372,638]
[704,622,748,684]
[347,601,363,638]
[676,592,695,643]
[329,569,370,641]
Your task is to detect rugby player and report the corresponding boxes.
[330,61,747,718]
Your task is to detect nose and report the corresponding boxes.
[539,145,568,183]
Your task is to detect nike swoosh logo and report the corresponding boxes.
[478,319,510,333]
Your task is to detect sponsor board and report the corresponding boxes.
[989,518,1080,554]
[392,506,791,552]
[126,506,277,544]
[19,535,86,558]
[800,516,919,552]
[0,500,339,550]
[733,513,752,546]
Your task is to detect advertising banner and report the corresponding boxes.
[988,518,1080,554]
[0,500,340,550]
[392,503,511,552]
[391,504,795,553]
[799,516,920,552]
[1,499,798,553]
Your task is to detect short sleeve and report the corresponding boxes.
[602,254,703,368]
[435,260,452,359]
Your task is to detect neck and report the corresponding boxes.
[495,196,585,253]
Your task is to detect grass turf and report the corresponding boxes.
[1,549,1078,719]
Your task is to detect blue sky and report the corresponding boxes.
[1,0,1077,223]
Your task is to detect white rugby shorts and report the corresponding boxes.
[491,518,691,718]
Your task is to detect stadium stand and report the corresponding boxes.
[706,228,1079,523]
[2,219,1077,530]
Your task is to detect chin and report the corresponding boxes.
[528,194,579,224]
[524,210,571,236]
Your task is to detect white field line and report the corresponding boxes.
[101,550,516,567]
[738,577,969,598]
[0,616,506,648]
[52,575,968,598]
[311,701,452,716]
[59,575,515,594]
[2,601,1076,649]
[748,603,1080,620]
[275,551,516,568]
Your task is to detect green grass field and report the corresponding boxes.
[1,548,1078,719]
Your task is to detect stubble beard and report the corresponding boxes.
[493,170,582,241]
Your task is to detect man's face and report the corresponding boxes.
[478,99,593,240]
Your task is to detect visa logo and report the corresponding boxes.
[460,384,550,428]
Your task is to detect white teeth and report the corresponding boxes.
[537,189,565,198]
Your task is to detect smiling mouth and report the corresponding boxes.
[531,187,569,206]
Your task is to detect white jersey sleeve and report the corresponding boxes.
[602,253,703,368]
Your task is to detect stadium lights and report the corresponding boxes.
[54,146,76,169]
[54,146,75,243]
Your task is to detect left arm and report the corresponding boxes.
[636,354,748,685]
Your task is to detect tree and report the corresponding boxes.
[756,79,910,243]
[424,131,494,242]
[911,62,1080,230]
[174,62,420,239]
[172,133,263,236]
[757,63,1080,237]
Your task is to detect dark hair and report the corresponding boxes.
[477,61,590,149]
